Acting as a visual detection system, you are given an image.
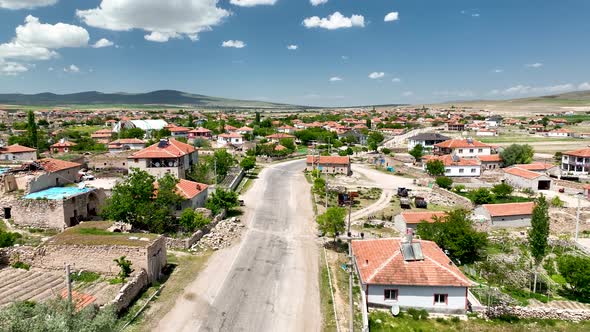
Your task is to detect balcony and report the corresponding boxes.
[147,158,183,168]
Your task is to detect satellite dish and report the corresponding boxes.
[391,304,400,316]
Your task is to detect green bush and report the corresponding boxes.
[435,176,453,189]
[407,308,429,320]
[70,271,100,283]
[551,196,564,208]
[11,261,30,270]
[0,231,22,248]
[471,188,494,204]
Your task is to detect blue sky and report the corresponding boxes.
[0,0,589,107]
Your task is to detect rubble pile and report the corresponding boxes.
[192,217,244,251]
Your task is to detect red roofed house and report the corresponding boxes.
[504,166,552,191]
[422,154,481,177]
[434,138,493,158]
[128,138,198,179]
[266,133,296,143]
[169,126,190,138]
[155,178,208,213]
[107,138,146,153]
[236,126,254,135]
[395,211,447,232]
[306,155,352,176]
[479,202,534,227]
[217,132,244,146]
[90,129,113,144]
[561,148,590,176]
[188,127,213,140]
[477,154,503,170]
[0,144,37,162]
[51,139,77,154]
[352,236,472,314]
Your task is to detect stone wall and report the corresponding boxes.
[486,305,590,322]
[32,236,166,283]
[12,198,67,230]
[0,245,36,266]
[431,187,474,209]
[109,270,149,313]
[165,209,226,250]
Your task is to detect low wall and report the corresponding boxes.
[0,245,36,266]
[109,270,149,313]
[486,305,590,322]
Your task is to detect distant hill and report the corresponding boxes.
[0,90,308,109]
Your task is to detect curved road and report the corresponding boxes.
[156,159,320,332]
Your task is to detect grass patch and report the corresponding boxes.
[319,252,338,332]
[50,221,158,247]
[11,261,30,270]
[70,271,100,283]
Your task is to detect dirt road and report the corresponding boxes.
[155,159,320,332]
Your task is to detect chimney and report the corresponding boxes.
[405,228,414,243]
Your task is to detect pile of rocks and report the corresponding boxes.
[487,305,590,322]
[192,217,244,251]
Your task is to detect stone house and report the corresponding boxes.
[306,155,352,176]
[87,151,132,172]
[50,140,77,154]
[12,158,84,194]
[477,155,503,170]
[352,237,472,314]
[127,138,198,179]
[0,144,37,162]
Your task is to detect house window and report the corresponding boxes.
[458,149,463,153]
[134,159,138,163]
[384,289,398,301]
[478,149,483,153]
[469,149,474,153]
[434,294,448,305]
[445,168,451,173]
[471,168,476,173]
[459,168,464,173]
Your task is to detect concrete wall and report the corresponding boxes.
[439,165,481,177]
[0,151,36,162]
[27,167,82,194]
[306,164,352,176]
[453,147,492,158]
[365,284,467,314]
[491,214,531,227]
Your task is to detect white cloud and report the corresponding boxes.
[525,62,543,68]
[391,77,401,83]
[472,13,480,17]
[0,59,29,75]
[384,12,399,22]
[0,0,57,9]
[341,55,348,60]
[303,12,365,30]
[490,83,575,95]
[63,64,80,73]
[0,15,88,62]
[402,91,413,97]
[368,72,385,79]
[310,0,328,6]
[579,82,590,90]
[287,44,298,50]
[48,66,54,71]
[329,76,342,82]
[230,0,276,6]
[222,40,246,48]
[91,38,114,48]
[492,69,503,73]
[76,0,230,43]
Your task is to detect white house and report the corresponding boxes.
[217,133,244,146]
[169,126,190,138]
[504,167,552,191]
[561,148,590,176]
[155,179,208,215]
[352,237,472,314]
[127,138,198,179]
[475,129,497,137]
[0,144,37,162]
[434,138,493,158]
[107,139,146,153]
[478,202,534,227]
[406,133,450,151]
[545,129,574,137]
[423,154,481,177]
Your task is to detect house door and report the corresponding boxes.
[537,180,551,190]
[3,207,11,219]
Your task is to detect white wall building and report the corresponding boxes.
[127,138,198,179]
[423,155,481,177]
[434,138,493,158]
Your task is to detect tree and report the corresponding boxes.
[279,138,296,151]
[317,207,346,241]
[212,149,235,183]
[426,160,446,176]
[409,144,424,162]
[557,255,590,299]
[179,209,211,233]
[416,209,488,264]
[435,176,453,189]
[381,147,391,155]
[551,195,564,208]
[471,188,494,204]
[529,195,549,292]
[193,137,211,148]
[119,127,145,139]
[0,230,21,248]
[366,118,372,129]
[255,112,261,124]
[27,110,38,150]
[0,299,117,332]
[313,177,326,195]
[500,144,534,166]
[114,256,133,281]
[367,131,385,151]
[206,188,239,215]
[491,183,513,199]
[240,156,256,173]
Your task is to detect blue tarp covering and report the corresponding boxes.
[24,187,93,200]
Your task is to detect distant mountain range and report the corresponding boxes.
[0,90,308,109]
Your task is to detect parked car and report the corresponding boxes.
[414,197,427,209]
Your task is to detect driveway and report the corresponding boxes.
[155,159,320,332]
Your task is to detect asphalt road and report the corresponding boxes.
[156,159,320,332]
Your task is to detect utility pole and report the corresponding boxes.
[347,195,354,332]
[65,264,72,305]
[575,194,581,243]
[214,158,217,185]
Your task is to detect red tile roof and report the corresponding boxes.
[352,238,472,287]
[266,133,295,139]
[564,148,590,158]
[219,133,243,139]
[306,155,350,165]
[169,126,190,132]
[477,155,502,162]
[0,144,36,153]
[188,127,212,133]
[512,163,555,171]
[237,126,253,131]
[36,158,82,172]
[435,139,491,149]
[51,141,77,148]
[60,289,96,311]
[401,211,447,224]
[423,154,480,167]
[504,167,544,180]
[483,202,534,217]
[155,179,208,200]
[129,138,196,159]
